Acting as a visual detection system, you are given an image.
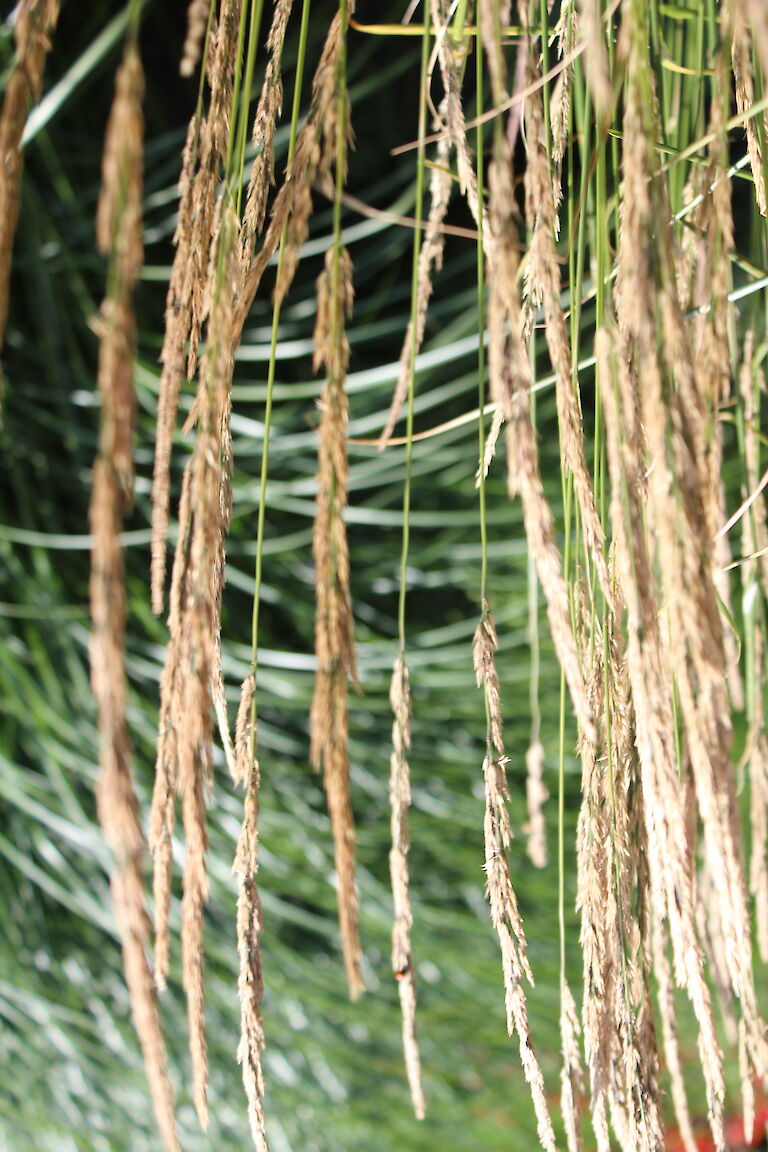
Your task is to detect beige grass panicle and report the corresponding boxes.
[727,0,767,216]
[379,127,452,447]
[482,128,594,750]
[652,914,698,1152]
[574,629,611,1152]
[180,0,212,77]
[151,198,242,1129]
[738,337,768,603]
[90,40,179,1152]
[90,458,179,1152]
[615,16,768,1100]
[388,656,425,1120]
[151,0,242,614]
[689,55,744,709]
[521,33,611,606]
[477,0,595,751]
[233,673,269,1151]
[242,0,295,252]
[600,327,726,1148]
[739,343,768,964]
[560,978,584,1152]
[236,8,354,330]
[571,577,666,1152]
[311,244,363,1000]
[549,0,576,208]
[575,0,612,120]
[472,603,557,1152]
[745,0,768,84]
[524,740,548,870]
[430,0,486,235]
[0,0,60,362]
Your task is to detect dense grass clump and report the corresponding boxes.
[3,2,768,1150]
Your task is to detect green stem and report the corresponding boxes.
[249,0,312,705]
[397,1,431,653]
[234,0,267,213]
[476,8,488,602]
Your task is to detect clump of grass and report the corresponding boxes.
[143,0,768,1145]
[7,0,768,1149]
[129,0,768,1145]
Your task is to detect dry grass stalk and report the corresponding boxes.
[235,671,256,787]
[235,9,355,334]
[310,243,363,999]
[739,336,768,604]
[739,345,768,965]
[575,0,612,120]
[484,133,595,747]
[727,0,767,217]
[696,857,738,1048]
[478,2,594,751]
[379,129,452,447]
[549,0,575,207]
[181,0,212,77]
[0,0,59,360]
[572,585,665,1152]
[740,1018,757,1147]
[90,463,180,1152]
[149,466,191,990]
[472,604,504,755]
[151,0,241,614]
[612,650,664,1152]
[233,673,269,1151]
[651,917,697,1152]
[478,0,512,117]
[560,978,584,1152]
[90,43,179,1152]
[619,0,768,1075]
[690,55,744,709]
[632,856,665,1152]
[181,745,210,1128]
[243,0,295,253]
[151,200,242,1128]
[388,656,425,1120]
[478,403,505,483]
[574,629,612,1152]
[599,328,726,1147]
[472,602,557,1152]
[521,30,611,606]
[95,44,144,495]
[430,0,486,234]
[616,18,767,1100]
[745,0,768,86]
[96,47,144,283]
[524,740,547,869]
[151,116,199,613]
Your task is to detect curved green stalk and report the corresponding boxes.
[249,0,312,711]
[397,0,431,653]
[476,9,487,603]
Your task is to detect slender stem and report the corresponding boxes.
[249,0,312,701]
[476,14,488,602]
[557,478,573,982]
[397,1,431,653]
[234,0,267,214]
[225,0,252,179]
